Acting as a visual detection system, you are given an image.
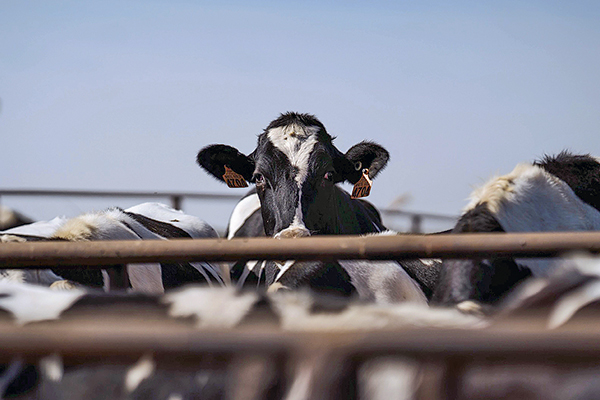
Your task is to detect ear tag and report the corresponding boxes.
[351,169,372,199]
[223,166,248,188]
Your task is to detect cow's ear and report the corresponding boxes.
[342,141,390,184]
[197,144,255,184]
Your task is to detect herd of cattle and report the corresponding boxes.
[1,111,600,399]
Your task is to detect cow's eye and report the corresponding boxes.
[253,173,266,186]
[323,171,334,182]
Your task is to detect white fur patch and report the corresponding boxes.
[39,353,63,382]
[0,282,85,325]
[227,194,261,239]
[419,258,442,267]
[547,279,600,329]
[274,260,296,282]
[271,291,485,331]
[359,357,419,400]
[127,264,165,294]
[126,202,219,239]
[0,268,64,286]
[266,124,320,186]
[1,216,68,238]
[267,124,320,234]
[125,354,155,393]
[273,218,311,238]
[339,260,428,304]
[164,287,259,328]
[465,164,600,276]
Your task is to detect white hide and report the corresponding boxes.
[272,291,484,331]
[0,216,68,238]
[338,260,427,304]
[227,194,261,239]
[465,164,600,276]
[1,218,71,286]
[546,255,600,329]
[51,209,166,293]
[0,203,223,291]
[164,286,259,328]
[266,124,320,236]
[125,202,219,239]
[124,203,224,285]
[125,354,156,393]
[0,282,85,324]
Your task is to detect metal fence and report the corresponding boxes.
[0,233,599,399]
[2,192,600,398]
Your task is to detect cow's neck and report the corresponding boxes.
[304,186,385,235]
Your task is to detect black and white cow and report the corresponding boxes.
[432,151,600,306]
[197,112,438,303]
[0,280,481,400]
[0,202,225,292]
[198,112,389,239]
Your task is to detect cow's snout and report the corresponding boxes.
[274,225,311,239]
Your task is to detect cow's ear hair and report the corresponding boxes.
[197,144,255,183]
[342,141,390,184]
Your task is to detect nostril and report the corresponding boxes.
[274,225,311,239]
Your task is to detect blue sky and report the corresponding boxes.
[2,1,600,232]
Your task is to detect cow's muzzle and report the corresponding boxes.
[274,225,311,239]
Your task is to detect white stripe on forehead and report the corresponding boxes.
[266,124,320,185]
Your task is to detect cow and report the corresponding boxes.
[0,280,482,400]
[197,112,439,302]
[0,202,225,292]
[432,151,600,307]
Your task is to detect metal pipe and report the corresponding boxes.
[1,232,599,267]
[0,189,242,202]
[0,324,599,363]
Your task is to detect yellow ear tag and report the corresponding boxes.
[351,169,372,199]
[223,165,248,188]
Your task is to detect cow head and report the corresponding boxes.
[197,112,389,238]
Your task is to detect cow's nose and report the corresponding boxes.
[274,225,311,239]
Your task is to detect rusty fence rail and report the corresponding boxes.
[0,231,599,267]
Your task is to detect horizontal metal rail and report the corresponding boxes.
[0,188,242,201]
[0,323,598,363]
[1,232,599,267]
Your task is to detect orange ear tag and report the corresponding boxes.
[223,165,248,188]
[351,169,372,199]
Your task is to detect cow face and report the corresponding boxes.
[197,112,389,238]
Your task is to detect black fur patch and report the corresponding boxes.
[230,261,260,288]
[196,144,255,183]
[308,292,352,314]
[276,261,357,299]
[228,209,266,238]
[2,364,38,398]
[264,112,327,134]
[344,140,390,183]
[398,258,441,300]
[237,295,281,327]
[124,211,220,288]
[453,203,505,233]
[535,150,600,212]
[58,292,171,320]
[51,266,106,288]
[432,202,532,305]
[124,211,192,239]
[160,262,211,289]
